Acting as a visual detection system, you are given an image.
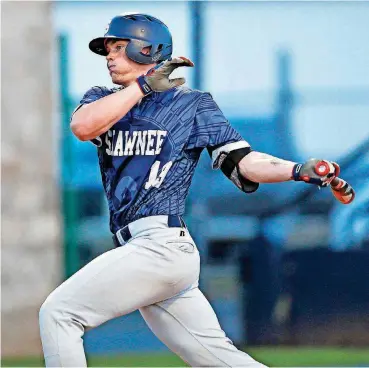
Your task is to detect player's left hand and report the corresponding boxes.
[292,158,340,187]
[136,57,194,95]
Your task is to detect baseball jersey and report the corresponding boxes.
[76,86,247,233]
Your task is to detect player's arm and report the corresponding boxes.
[238,151,295,183]
[71,84,143,141]
[236,150,339,187]
[213,143,339,193]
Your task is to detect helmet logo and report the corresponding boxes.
[152,52,162,62]
[104,20,111,35]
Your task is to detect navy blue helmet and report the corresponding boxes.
[89,13,173,64]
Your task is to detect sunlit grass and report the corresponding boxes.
[2,347,369,367]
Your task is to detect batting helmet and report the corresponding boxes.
[89,13,173,64]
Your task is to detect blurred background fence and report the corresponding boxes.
[2,0,369,365]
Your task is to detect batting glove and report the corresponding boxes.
[292,159,340,187]
[330,177,355,204]
[136,57,194,95]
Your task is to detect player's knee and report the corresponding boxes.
[39,299,58,325]
[39,293,66,328]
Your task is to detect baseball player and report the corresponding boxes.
[39,13,340,367]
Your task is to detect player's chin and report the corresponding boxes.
[110,74,124,85]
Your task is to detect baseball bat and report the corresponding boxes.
[314,161,355,205]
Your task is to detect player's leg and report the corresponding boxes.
[39,234,199,367]
[140,285,267,367]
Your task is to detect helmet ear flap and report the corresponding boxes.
[148,44,163,62]
[126,40,160,64]
[140,45,163,62]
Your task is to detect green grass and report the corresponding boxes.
[2,347,369,367]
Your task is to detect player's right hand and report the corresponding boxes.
[136,57,194,95]
[292,158,339,187]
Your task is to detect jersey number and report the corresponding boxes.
[145,161,173,189]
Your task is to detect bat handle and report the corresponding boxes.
[314,160,331,176]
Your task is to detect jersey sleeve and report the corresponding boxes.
[80,86,111,105]
[186,92,250,168]
[71,86,111,147]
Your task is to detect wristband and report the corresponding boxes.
[136,75,153,96]
[292,163,325,186]
[292,163,303,181]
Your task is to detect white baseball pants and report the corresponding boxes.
[39,216,267,367]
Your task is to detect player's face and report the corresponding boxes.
[105,40,155,86]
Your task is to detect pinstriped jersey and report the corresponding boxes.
[77,86,244,233]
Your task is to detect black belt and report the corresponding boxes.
[112,215,186,248]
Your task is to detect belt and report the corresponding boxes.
[112,215,186,248]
